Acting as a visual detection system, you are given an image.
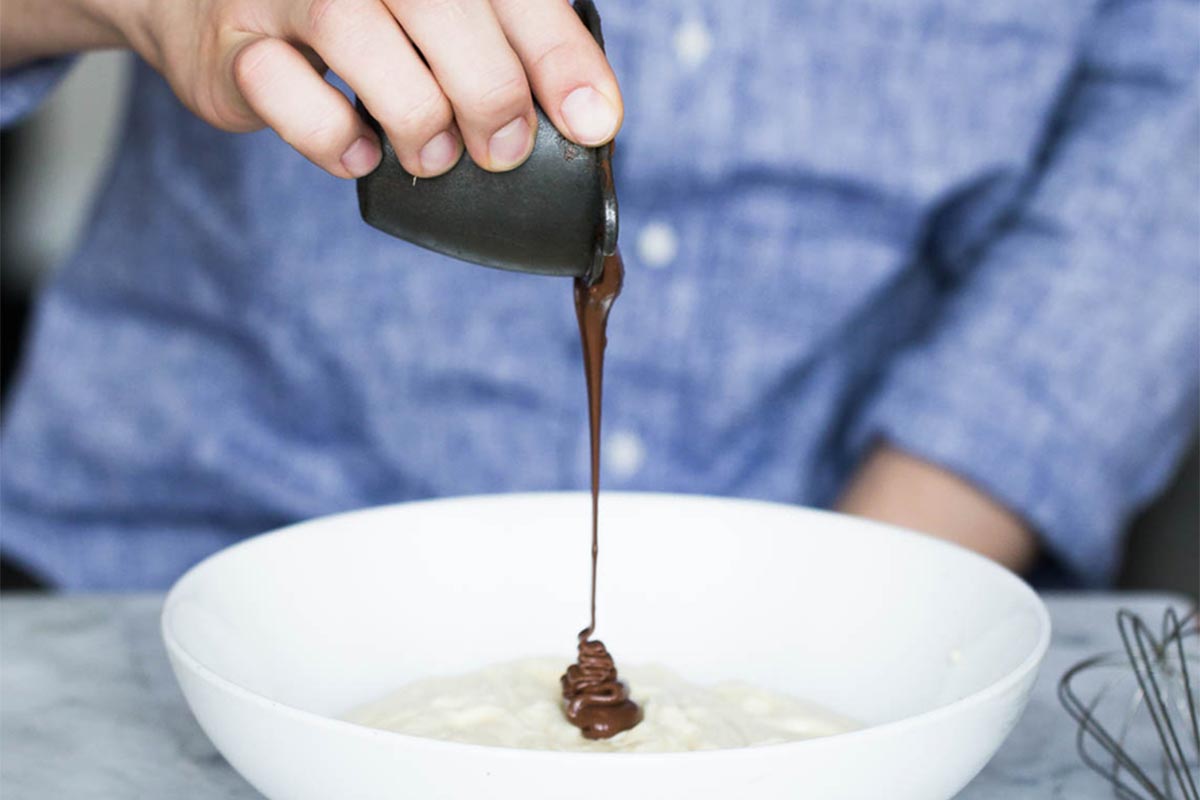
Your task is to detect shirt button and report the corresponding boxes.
[674,18,713,70]
[606,431,646,480]
[636,222,679,269]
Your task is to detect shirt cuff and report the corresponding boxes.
[1,57,76,128]
[850,356,1125,587]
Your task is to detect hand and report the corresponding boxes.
[837,444,1040,573]
[106,0,623,178]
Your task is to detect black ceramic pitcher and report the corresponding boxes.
[356,0,617,285]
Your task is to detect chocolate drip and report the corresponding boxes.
[561,250,641,739]
[561,636,643,739]
[574,250,623,640]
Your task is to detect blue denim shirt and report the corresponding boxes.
[2,0,1197,590]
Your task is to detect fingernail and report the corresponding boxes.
[340,136,381,178]
[560,86,618,145]
[488,116,533,169]
[418,130,460,175]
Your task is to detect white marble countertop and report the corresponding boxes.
[0,591,1190,798]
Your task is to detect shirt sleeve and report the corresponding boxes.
[1,57,76,128]
[850,0,1200,586]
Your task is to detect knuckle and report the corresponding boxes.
[231,39,274,93]
[467,70,528,121]
[529,38,576,76]
[305,0,353,38]
[295,111,353,157]
[385,90,453,138]
[398,0,462,17]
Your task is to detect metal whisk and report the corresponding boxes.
[1059,607,1199,799]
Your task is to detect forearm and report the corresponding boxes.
[1,0,133,69]
[837,444,1039,574]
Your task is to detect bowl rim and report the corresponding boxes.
[162,491,1052,761]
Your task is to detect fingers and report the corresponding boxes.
[261,0,622,177]
[233,37,382,178]
[492,0,622,146]
[298,0,463,176]
[386,0,536,171]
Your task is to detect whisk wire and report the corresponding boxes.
[1061,655,1169,799]
[1059,607,1199,800]
[1164,609,1199,760]
[1117,610,1198,800]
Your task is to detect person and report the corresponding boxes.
[0,0,1196,590]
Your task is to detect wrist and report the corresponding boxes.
[837,443,1040,573]
[81,0,152,57]
[0,0,139,68]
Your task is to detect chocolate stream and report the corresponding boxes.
[561,250,642,739]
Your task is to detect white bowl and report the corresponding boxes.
[162,492,1050,800]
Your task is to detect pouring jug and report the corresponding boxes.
[356,0,617,284]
